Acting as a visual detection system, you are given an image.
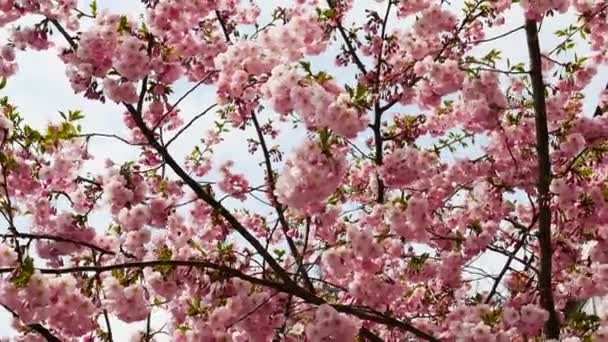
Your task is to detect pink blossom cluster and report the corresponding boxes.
[275,141,347,212]
[10,27,52,51]
[397,0,430,17]
[103,277,150,322]
[0,243,17,267]
[0,273,97,337]
[414,57,465,108]
[146,1,228,81]
[390,5,457,72]
[146,1,217,39]
[305,304,360,342]
[390,201,432,242]
[349,271,404,308]
[321,246,353,279]
[380,146,439,188]
[0,45,16,78]
[521,0,570,20]
[262,64,368,138]
[575,2,608,53]
[113,36,150,81]
[214,10,327,102]
[32,210,96,259]
[434,72,509,133]
[218,161,250,201]
[103,165,146,210]
[413,5,458,36]
[63,13,122,92]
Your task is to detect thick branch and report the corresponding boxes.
[216,10,232,44]
[0,260,437,341]
[372,0,392,204]
[128,99,436,341]
[49,19,77,50]
[525,19,560,339]
[46,18,437,341]
[124,101,298,288]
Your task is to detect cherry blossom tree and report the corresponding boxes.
[0,0,608,341]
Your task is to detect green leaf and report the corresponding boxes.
[315,71,332,83]
[566,309,600,335]
[316,7,337,21]
[117,15,131,33]
[111,268,139,286]
[0,152,18,170]
[11,257,35,288]
[176,324,190,332]
[68,110,85,121]
[480,309,501,326]
[273,248,286,259]
[0,78,7,90]
[351,83,369,107]
[187,297,204,317]
[89,0,98,17]
[299,61,312,75]
[152,245,175,275]
[467,219,482,234]
[408,253,430,272]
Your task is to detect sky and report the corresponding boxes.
[0,0,607,340]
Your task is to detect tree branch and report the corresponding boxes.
[251,111,315,292]
[165,103,217,147]
[0,259,437,341]
[1,232,115,255]
[594,82,608,117]
[123,99,300,289]
[2,304,61,342]
[525,19,560,339]
[46,18,437,342]
[327,0,368,75]
[372,0,393,204]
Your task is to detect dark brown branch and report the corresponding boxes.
[485,232,528,303]
[360,327,384,342]
[49,19,77,50]
[0,258,435,340]
[47,19,437,342]
[0,260,285,289]
[124,102,298,289]
[525,19,560,339]
[119,50,304,289]
[152,74,214,131]
[1,232,114,255]
[594,82,608,117]
[165,103,217,147]
[251,111,315,292]
[372,0,392,204]
[78,133,144,146]
[334,304,438,341]
[216,10,232,44]
[468,25,524,45]
[327,0,368,75]
[2,304,61,342]
[127,105,438,340]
